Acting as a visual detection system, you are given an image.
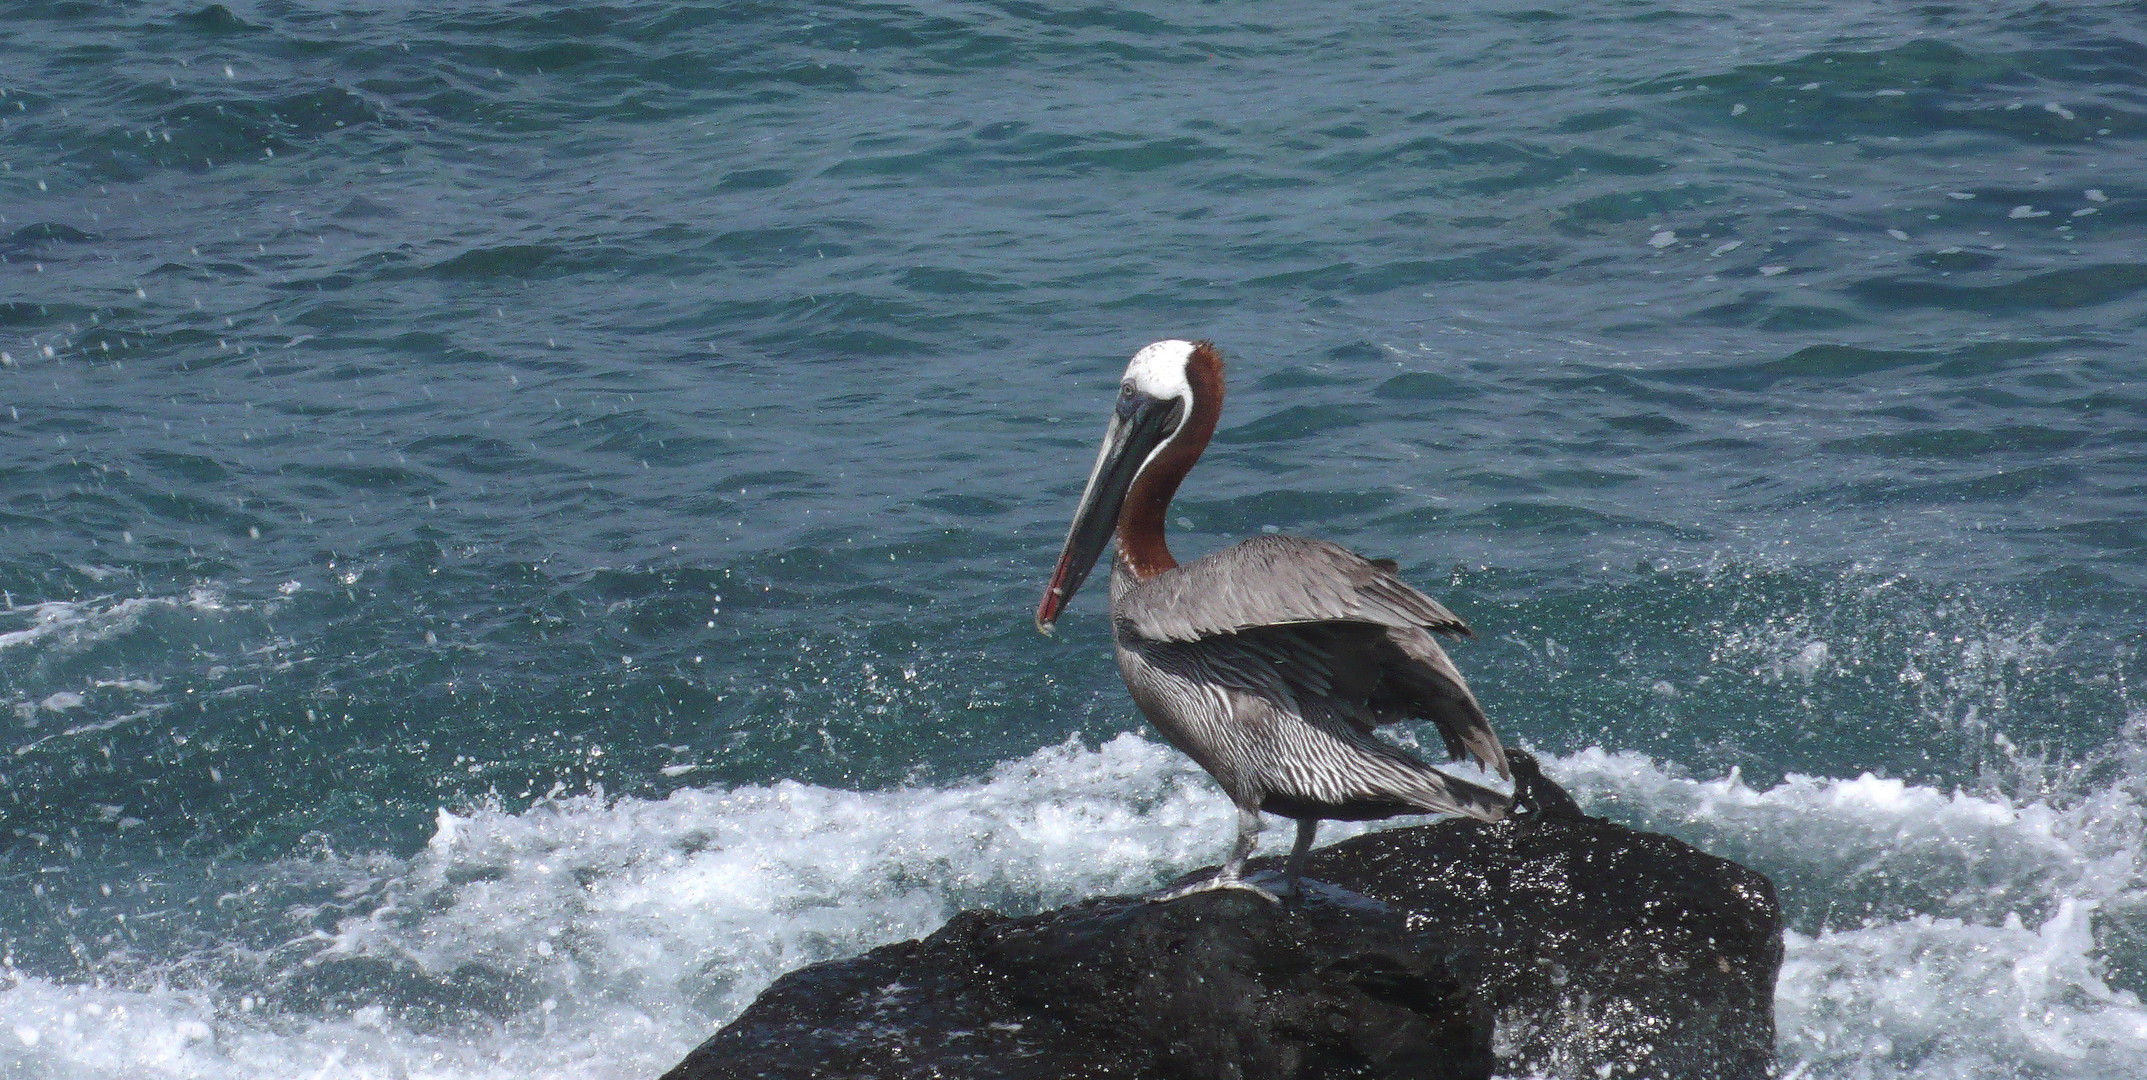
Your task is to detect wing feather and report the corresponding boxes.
[1117,535,1472,643]
[1118,537,1508,780]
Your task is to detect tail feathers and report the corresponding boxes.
[1401,762,1510,823]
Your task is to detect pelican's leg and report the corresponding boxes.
[1283,818,1318,902]
[1219,805,1261,878]
[1150,807,1281,904]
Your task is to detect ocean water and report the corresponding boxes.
[2,1,2144,1077]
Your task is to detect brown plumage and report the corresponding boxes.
[1038,340,1510,901]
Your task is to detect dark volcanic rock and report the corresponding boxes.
[667,765,1781,1080]
[679,887,1489,1080]
[1317,818,1781,1078]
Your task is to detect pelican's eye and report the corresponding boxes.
[1115,383,1141,419]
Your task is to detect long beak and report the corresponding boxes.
[1036,392,1183,633]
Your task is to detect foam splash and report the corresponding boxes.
[0,734,1225,1079]
[4,590,234,760]
[1554,739,2147,1078]
[1,731,2143,1079]
[1779,901,2147,1080]
[0,590,228,657]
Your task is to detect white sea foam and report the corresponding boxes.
[0,590,228,656]
[0,734,1226,1079]
[1,728,2142,1079]
[1556,733,2147,1079]
[4,590,234,759]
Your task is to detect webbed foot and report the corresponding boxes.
[1147,873,1283,905]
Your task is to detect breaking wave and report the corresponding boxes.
[4,726,2144,1079]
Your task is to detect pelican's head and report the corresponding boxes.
[1036,340,1217,633]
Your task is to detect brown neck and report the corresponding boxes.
[1117,341,1224,579]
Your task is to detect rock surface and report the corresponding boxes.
[666,764,1782,1080]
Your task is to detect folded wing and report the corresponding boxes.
[1117,534,1472,641]
[1117,535,1507,779]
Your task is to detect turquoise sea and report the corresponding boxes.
[2,2,2144,1076]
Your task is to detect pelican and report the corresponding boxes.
[1036,340,1511,901]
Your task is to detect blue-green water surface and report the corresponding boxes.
[2,2,2145,1077]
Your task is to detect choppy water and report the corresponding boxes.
[2,1,2144,1077]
